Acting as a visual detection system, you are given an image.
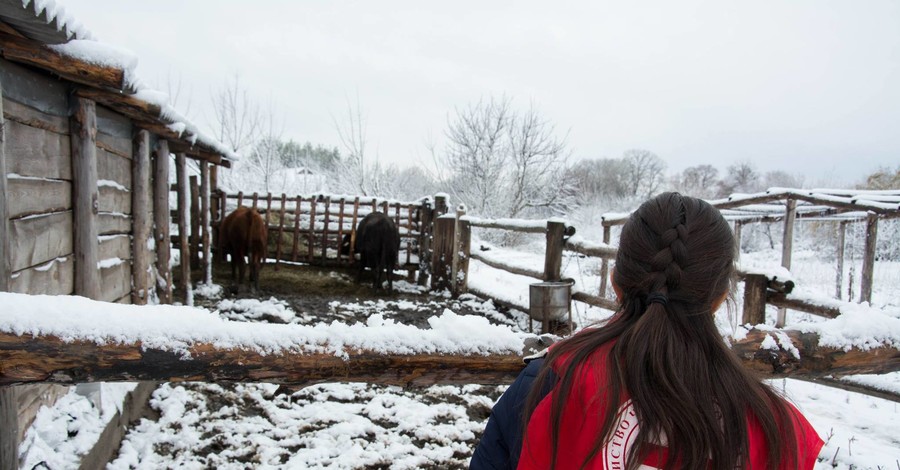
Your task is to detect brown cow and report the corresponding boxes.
[220,206,268,293]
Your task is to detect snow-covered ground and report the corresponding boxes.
[9,243,900,469]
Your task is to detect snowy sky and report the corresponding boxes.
[61,0,900,183]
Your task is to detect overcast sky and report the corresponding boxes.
[63,0,899,184]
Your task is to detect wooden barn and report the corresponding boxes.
[0,0,235,465]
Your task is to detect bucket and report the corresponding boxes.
[529,280,574,329]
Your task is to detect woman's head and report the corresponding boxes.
[613,192,735,321]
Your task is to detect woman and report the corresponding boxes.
[471,193,823,469]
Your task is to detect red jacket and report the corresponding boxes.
[518,343,824,469]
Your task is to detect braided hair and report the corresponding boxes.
[523,193,800,470]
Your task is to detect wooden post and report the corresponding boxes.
[265,193,272,226]
[153,141,172,304]
[417,200,433,286]
[381,200,389,214]
[131,130,151,304]
[406,204,414,267]
[742,274,767,325]
[337,198,345,264]
[777,198,797,327]
[0,83,14,470]
[275,194,287,270]
[434,194,448,217]
[451,206,464,296]
[0,84,10,292]
[175,153,192,306]
[451,206,471,297]
[734,221,743,263]
[290,196,302,262]
[598,225,611,298]
[70,96,100,299]
[431,215,454,291]
[321,198,331,262]
[544,221,566,282]
[218,190,227,259]
[200,162,211,284]
[836,221,846,300]
[859,212,878,304]
[251,192,259,211]
[189,176,200,270]
[237,191,244,208]
[350,197,360,265]
[371,198,377,214]
[307,198,317,262]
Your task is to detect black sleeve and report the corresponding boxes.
[469,358,554,470]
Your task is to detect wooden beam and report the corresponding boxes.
[131,130,151,304]
[200,162,211,284]
[70,96,100,299]
[0,326,897,387]
[766,292,840,319]
[189,176,200,270]
[175,153,191,306]
[0,83,10,292]
[0,31,131,92]
[544,221,566,281]
[153,141,172,304]
[777,198,797,327]
[431,216,454,291]
[836,221,846,300]
[859,213,878,304]
[470,251,543,280]
[742,274,767,325]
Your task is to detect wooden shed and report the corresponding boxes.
[0,0,234,465]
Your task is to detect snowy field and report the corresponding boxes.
[11,247,900,469]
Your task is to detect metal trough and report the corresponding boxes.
[529,279,574,334]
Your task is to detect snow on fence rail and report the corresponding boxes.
[1,292,897,387]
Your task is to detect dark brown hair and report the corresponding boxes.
[523,193,799,470]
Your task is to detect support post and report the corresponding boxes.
[321,198,331,262]
[0,84,10,292]
[836,221,846,300]
[70,96,100,299]
[598,225,611,298]
[349,197,360,265]
[307,198,317,262]
[200,162,211,284]
[290,195,302,262]
[451,206,471,297]
[417,199,433,286]
[175,153,192,305]
[275,194,287,269]
[153,141,172,304]
[777,198,797,327]
[734,221,743,263]
[451,206,464,296]
[544,221,566,282]
[189,176,200,270]
[742,274,767,325]
[337,198,346,265]
[859,212,878,304]
[131,130,152,304]
[431,215,454,292]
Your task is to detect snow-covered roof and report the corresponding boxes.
[0,0,239,164]
[601,187,900,225]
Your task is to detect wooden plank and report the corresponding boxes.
[350,197,360,265]
[307,198,317,262]
[265,193,272,226]
[431,216,454,291]
[275,194,287,269]
[98,212,131,235]
[0,31,130,92]
[200,162,211,284]
[175,153,191,305]
[9,211,72,272]
[97,147,132,190]
[0,387,16,470]
[0,58,68,116]
[9,256,74,295]
[4,118,70,179]
[189,175,200,270]
[544,221,565,281]
[99,235,131,262]
[2,96,67,134]
[70,96,100,299]
[77,383,157,470]
[336,198,345,265]
[859,213,878,304]
[98,184,131,214]
[321,198,331,262]
[836,221,846,300]
[6,177,70,218]
[290,196,302,262]
[132,130,151,304]
[455,213,471,296]
[0,84,9,292]
[99,260,132,303]
[96,104,133,140]
[154,141,172,304]
[417,200,432,286]
[777,199,797,327]
[470,251,543,280]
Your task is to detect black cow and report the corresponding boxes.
[342,212,400,293]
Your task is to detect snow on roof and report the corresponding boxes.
[2,0,239,163]
[0,293,528,358]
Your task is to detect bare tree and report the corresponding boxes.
[622,149,667,199]
[673,164,720,199]
[211,74,260,155]
[719,161,761,196]
[506,105,571,217]
[332,93,375,195]
[245,102,285,193]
